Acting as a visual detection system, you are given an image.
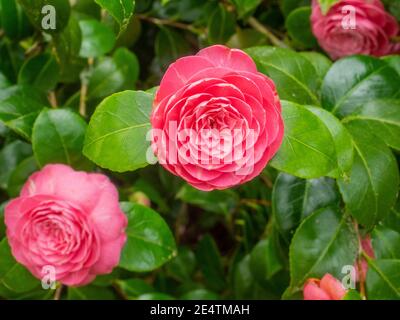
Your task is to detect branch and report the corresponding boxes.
[79,58,93,117]
[136,14,203,35]
[54,284,63,300]
[248,17,289,49]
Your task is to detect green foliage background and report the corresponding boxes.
[0,0,399,300]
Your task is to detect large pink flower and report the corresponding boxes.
[151,45,284,191]
[303,274,347,300]
[4,164,127,287]
[311,0,399,59]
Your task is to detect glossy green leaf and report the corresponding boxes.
[94,0,135,34]
[321,56,400,118]
[207,4,236,44]
[287,207,358,296]
[88,47,139,100]
[18,0,71,33]
[0,238,39,293]
[79,19,116,58]
[371,226,400,259]
[270,101,352,179]
[196,235,225,292]
[272,173,340,241]
[176,185,238,215]
[83,90,153,172]
[338,121,399,229]
[366,259,400,300]
[286,7,317,48]
[32,109,91,169]
[18,53,60,91]
[342,99,400,151]
[0,85,48,139]
[0,140,32,189]
[7,156,37,197]
[119,202,177,272]
[246,46,320,105]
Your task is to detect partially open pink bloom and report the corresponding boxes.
[5,164,127,287]
[311,0,399,59]
[151,45,284,191]
[303,274,347,300]
[355,235,375,282]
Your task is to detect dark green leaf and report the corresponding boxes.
[249,238,284,283]
[166,247,196,282]
[0,140,32,189]
[286,7,317,48]
[115,279,154,298]
[18,53,60,91]
[176,185,238,215]
[208,4,236,44]
[272,173,340,240]
[68,286,117,300]
[1,0,31,39]
[155,26,191,70]
[196,235,225,292]
[286,207,358,296]
[0,85,48,139]
[7,156,37,197]
[0,238,39,293]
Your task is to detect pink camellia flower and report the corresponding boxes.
[311,0,400,60]
[303,274,347,300]
[5,164,127,287]
[151,45,284,191]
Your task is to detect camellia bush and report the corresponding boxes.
[0,0,399,301]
